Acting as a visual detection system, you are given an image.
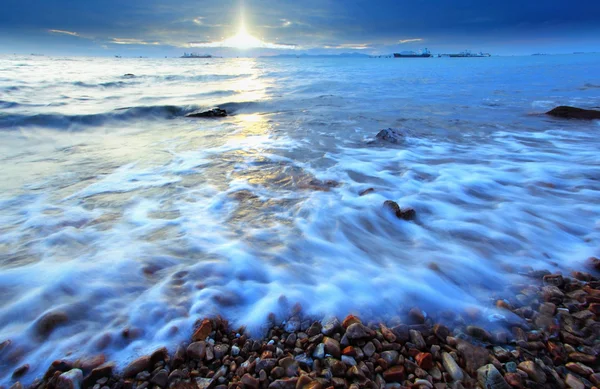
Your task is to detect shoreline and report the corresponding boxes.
[9,258,599,389]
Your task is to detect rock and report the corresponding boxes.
[564,374,584,389]
[195,377,214,389]
[476,364,510,389]
[82,363,114,388]
[345,323,375,340]
[186,108,227,118]
[34,311,69,338]
[363,341,376,357]
[151,369,169,388]
[504,373,522,388]
[546,106,600,120]
[543,274,564,287]
[295,353,313,369]
[456,340,489,375]
[213,344,229,359]
[192,319,213,341]
[122,356,151,378]
[383,366,405,382]
[9,383,23,389]
[568,352,596,364]
[408,307,425,324]
[588,303,600,315]
[321,317,341,336]
[541,286,564,303]
[565,362,594,376]
[284,317,301,332]
[433,324,450,342]
[409,330,426,350]
[442,352,464,382]
[341,355,357,366]
[380,324,397,342]
[123,74,135,78]
[12,364,29,379]
[416,353,433,370]
[313,343,325,359]
[342,315,361,329]
[383,200,416,221]
[187,341,207,360]
[375,128,405,143]
[57,369,83,389]
[381,351,399,366]
[269,378,298,389]
[517,361,546,384]
[359,188,375,196]
[242,373,260,389]
[256,358,278,373]
[307,322,322,337]
[466,326,492,341]
[324,337,341,358]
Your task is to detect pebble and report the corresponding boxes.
[57,369,83,389]
[517,361,546,384]
[313,343,325,359]
[442,352,464,382]
[477,364,510,389]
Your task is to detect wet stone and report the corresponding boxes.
[192,319,213,341]
[409,330,426,350]
[57,369,83,389]
[564,374,584,389]
[476,364,510,389]
[442,352,464,382]
[187,341,207,360]
[150,369,168,388]
[122,356,150,378]
[345,323,375,340]
[517,361,546,384]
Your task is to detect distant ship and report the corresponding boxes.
[181,52,213,59]
[393,48,432,58]
[440,50,491,58]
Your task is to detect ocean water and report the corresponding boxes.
[0,54,599,383]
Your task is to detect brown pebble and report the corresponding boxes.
[192,319,213,342]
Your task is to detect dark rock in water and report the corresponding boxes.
[34,311,69,338]
[375,128,405,143]
[12,364,29,379]
[359,188,375,196]
[186,108,227,118]
[123,74,135,78]
[546,106,600,120]
[122,355,151,378]
[383,200,416,221]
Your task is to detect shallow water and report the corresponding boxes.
[0,54,599,383]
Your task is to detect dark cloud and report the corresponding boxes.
[1,0,599,55]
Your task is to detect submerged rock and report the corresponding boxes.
[546,106,600,120]
[383,200,416,221]
[375,128,405,143]
[186,108,227,118]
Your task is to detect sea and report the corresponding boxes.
[0,54,599,383]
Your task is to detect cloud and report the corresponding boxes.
[398,38,423,44]
[324,43,371,50]
[193,17,204,25]
[48,29,79,36]
[111,38,161,45]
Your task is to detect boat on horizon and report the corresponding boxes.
[439,50,491,58]
[181,52,213,59]
[393,48,432,58]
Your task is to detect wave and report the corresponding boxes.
[0,101,264,130]
[0,104,197,130]
[72,81,135,88]
[0,100,20,109]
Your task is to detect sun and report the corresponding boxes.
[222,22,263,49]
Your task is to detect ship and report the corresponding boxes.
[440,50,490,58]
[393,48,432,58]
[181,52,213,59]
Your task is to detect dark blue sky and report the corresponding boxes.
[1,0,599,56]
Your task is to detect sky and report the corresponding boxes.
[1,0,599,57]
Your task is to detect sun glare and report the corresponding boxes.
[222,22,263,49]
